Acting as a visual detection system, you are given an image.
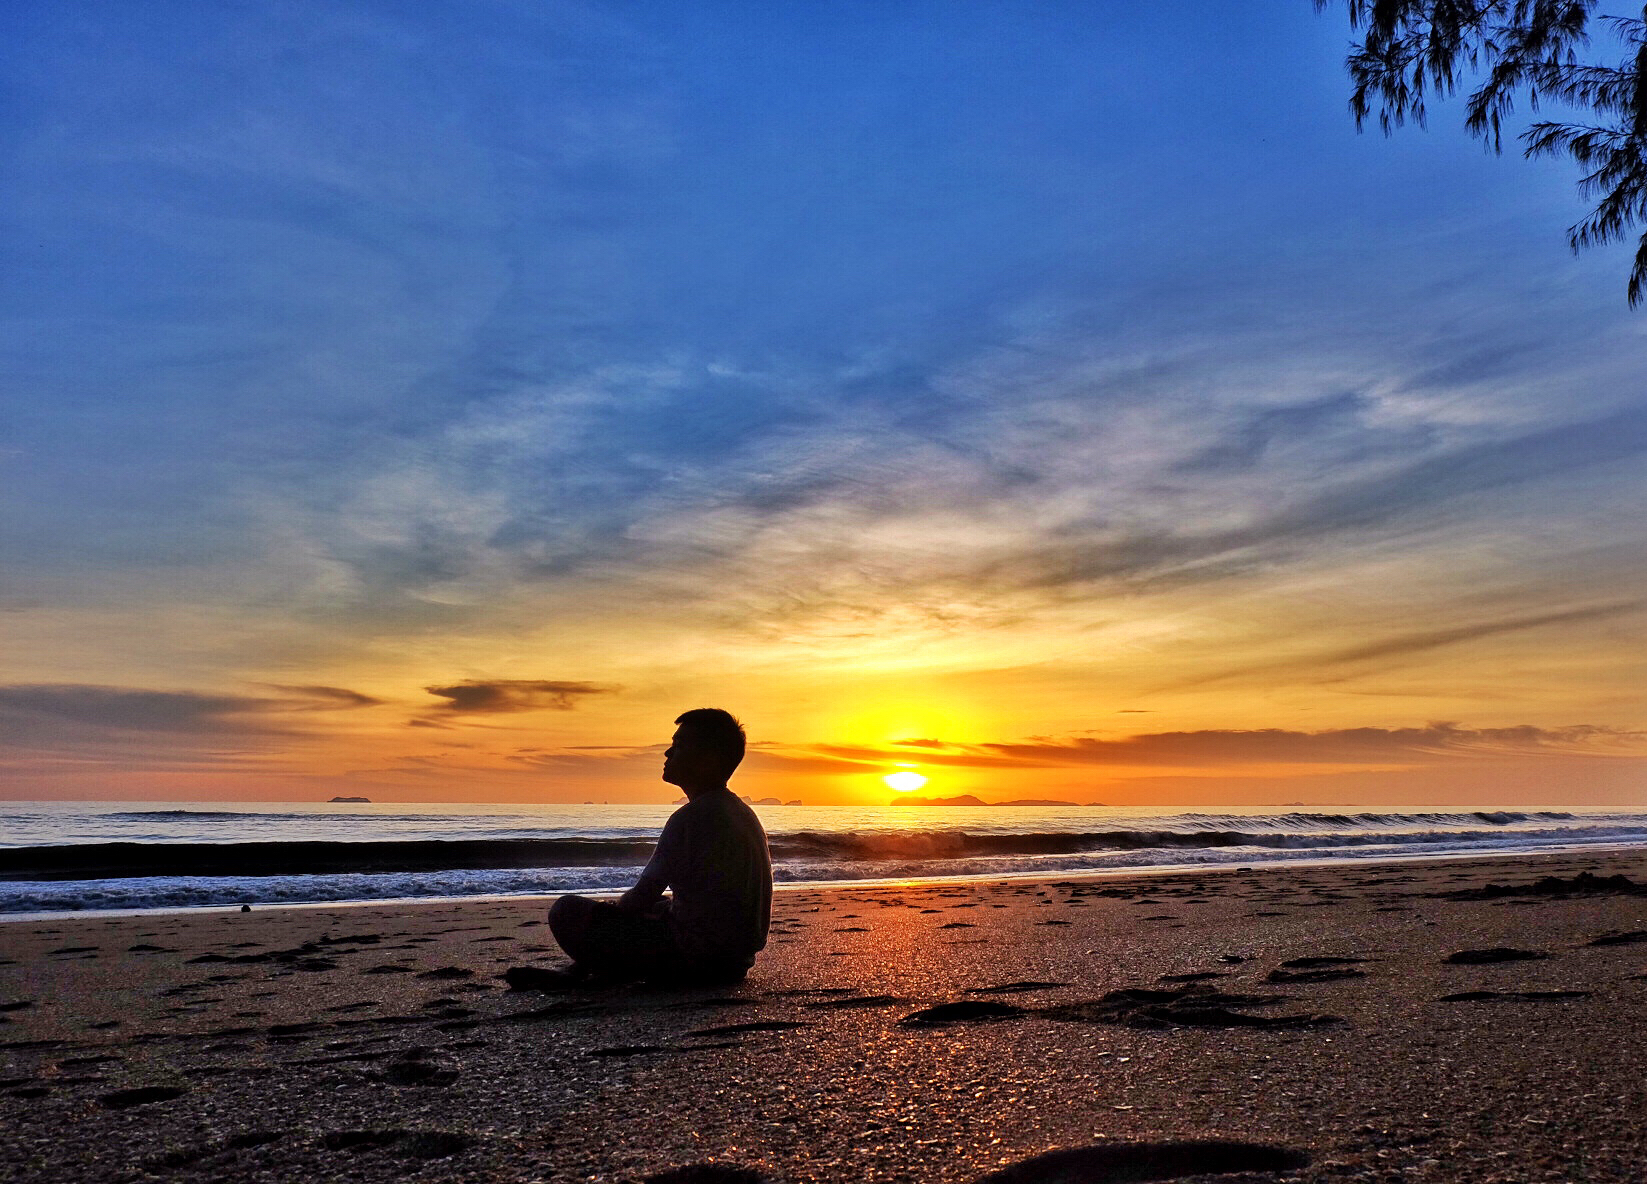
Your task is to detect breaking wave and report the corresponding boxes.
[2,806,1642,915]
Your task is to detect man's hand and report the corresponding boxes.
[618,873,666,915]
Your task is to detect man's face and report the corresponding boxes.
[661,726,715,787]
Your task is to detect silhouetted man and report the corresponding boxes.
[542,709,772,985]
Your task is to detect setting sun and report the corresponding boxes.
[883,771,928,793]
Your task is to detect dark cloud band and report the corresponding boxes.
[422,680,615,714]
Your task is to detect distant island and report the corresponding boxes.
[888,795,1090,807]
[328,796,370,803]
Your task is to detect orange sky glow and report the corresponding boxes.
[7,590,1646,807]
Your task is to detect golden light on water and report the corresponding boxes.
[883,771,928,792]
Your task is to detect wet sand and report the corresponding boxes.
[4,849,1647,1183]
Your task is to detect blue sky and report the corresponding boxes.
[3,1,1645,803]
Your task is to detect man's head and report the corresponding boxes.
[662,708,746,791]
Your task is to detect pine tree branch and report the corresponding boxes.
[1319,0,1647,305]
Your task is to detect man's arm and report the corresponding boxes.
[619,810,684,913]
[618,872,666,914]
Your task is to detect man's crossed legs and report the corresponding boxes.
[517,894,748,989]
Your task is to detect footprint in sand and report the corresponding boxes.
[1158,972,1228,983]
[898,1001,1025,1027]
[59,1054,121,1068]
[1438,990,1591,1002]
[1265,956,1369,983]
[1586,930,1647,947]
[1044,985,1340,1031]
[1444,948,1547,964]
[99,1085,189,1109]
[969,1140,1310,1183]
[1265,967,1366,983]
[267,1022,328,1038]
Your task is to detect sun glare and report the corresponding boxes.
[883,771,928,792]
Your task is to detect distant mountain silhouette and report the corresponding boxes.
[328,796,370,803]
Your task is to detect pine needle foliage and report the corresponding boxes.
[1317,1,1647,304]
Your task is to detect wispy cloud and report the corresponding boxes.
[498,723,1647,784]
[0,683,378,774]
[979,723,1647,767]
[1318,603,1642,665]
[0,683,376,736]
[1168,600,1644,690]
[721,723,1647,775]
[422,680,616,715]
[261,685,384,709]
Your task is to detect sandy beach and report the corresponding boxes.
[4,849,1647,1183]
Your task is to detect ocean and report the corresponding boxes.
[3,800,1645,917]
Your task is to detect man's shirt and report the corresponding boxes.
[642,787,772,968]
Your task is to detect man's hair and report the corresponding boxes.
[674,708,746,776]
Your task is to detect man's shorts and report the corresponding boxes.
[564,897,749,985]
